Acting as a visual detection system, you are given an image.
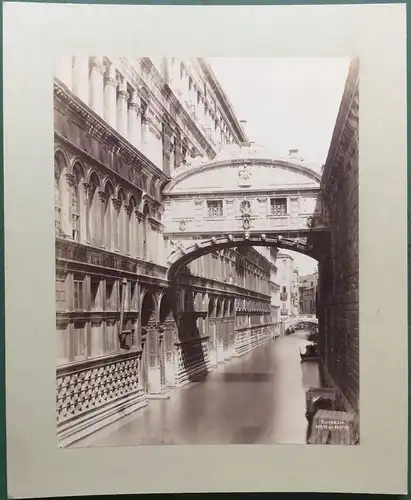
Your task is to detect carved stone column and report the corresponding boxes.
[162,123,172,175]
[104,63,117,129]
[98,190,108,249]
[72,56,90,105]
[112,198,121,252]
[83,182,91,243]
[89,56,105,117]
[128,91,141,149]
[117,80,129,138]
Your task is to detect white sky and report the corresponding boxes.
[209,57,350,275]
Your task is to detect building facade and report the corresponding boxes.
[54,57,278,447]
[317,59,359,414]
[298,272,318,315]
[277,252,300,319]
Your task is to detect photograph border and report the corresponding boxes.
[3,2,408,497]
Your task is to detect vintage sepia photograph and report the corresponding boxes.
[54,56,359,448]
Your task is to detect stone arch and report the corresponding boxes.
[54,149,68,234]
[69,157,86,178]
[70,161,86,242]
[102,177,115,194]
[159,290,174,324]
[140,289,157,326]
[54,147,69,168]
[215,297,223,318]
[223,298,229,318]
[167,234,320,283]
[86,168,102,188]
[208,295,216,318]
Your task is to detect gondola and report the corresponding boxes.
[299,343,319,361]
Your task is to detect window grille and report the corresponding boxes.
[270,198,287,216]
[207,200,223,218]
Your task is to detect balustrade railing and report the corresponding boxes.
[56,350,142,425]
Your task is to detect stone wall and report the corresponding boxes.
[319,59,359,413]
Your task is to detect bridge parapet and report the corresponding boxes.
[163,192,328,237]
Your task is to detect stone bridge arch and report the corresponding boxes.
[166,232,325,283]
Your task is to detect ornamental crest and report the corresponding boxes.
[238,163,252,185]
[240,199,252,230]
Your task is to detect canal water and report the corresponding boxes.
[74,330,320,447]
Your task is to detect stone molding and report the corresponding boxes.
[54,80,169,186]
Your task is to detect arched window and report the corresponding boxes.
[182,138,188,165]
[128,196,136,257]
[142,203,150,260]
[103,182,114,250]
[117,189,127,253]
[71,163,84,242]
[54,151,66,235]
[174,128,181,168]
[88,173,100,246]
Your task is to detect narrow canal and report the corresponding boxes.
[74,330,320,447]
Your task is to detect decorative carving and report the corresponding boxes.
[117,89,129,101]
[179,220,187,232]
[65,173,75,186]
[98,190,108,203]
[238,163,252,185]
[112,198,121,211]
[56,355,140,423]
[240,199,252,230]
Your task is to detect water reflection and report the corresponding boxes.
[73,332,321,448]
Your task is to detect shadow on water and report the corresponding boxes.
[219,372,273,383]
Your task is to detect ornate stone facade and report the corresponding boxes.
[318,59,359,413]
[54,57,277,447]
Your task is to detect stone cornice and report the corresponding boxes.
[54,79,169,186]
[198,58,248,144]
[322,58,359,201]
[55,238,168,282]
[163,158,321,195]
[54,132,146,199]
[119,57,216,159]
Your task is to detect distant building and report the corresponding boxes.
[298,272,318,315]
[277,252,299,319]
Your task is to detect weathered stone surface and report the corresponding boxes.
[318,59,359,412]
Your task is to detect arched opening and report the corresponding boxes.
[71,162,84,242]
[142,203,150,260]
[103,181,114,250]
[140,290,157,393]
[54,151,67,235]
[88,172,101,246]
[128,195,137,257]
[158,291,176,387]
[117,189,127,253]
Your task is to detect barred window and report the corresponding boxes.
[207,200,223,217]
[270,198,287,216]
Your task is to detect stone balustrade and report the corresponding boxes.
[56,350,146,447]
